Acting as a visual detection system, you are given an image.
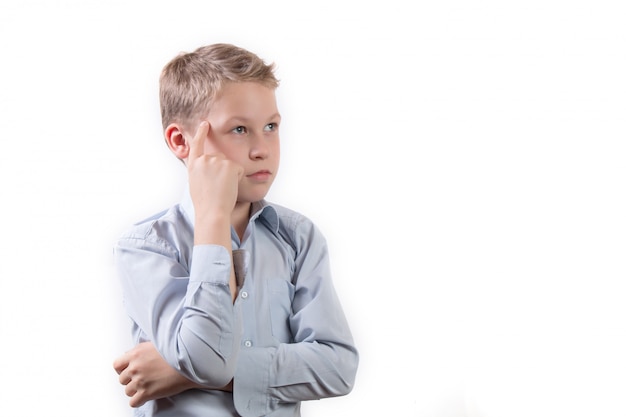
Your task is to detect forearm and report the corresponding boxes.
[166,244,241,386]
[173,375,233,393]
[233,341,358,415]
[194,214,238,301]
[114,341,233,408]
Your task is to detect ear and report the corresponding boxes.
[164,123,190,161]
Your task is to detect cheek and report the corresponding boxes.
[209,136,242,160]
[221,142,240,157]
[273,139,281,160]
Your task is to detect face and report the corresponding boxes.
[191,81,281,204]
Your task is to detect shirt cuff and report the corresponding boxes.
[233,347,274,416]
[189,244,231,284]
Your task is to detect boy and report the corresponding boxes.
[112,43,358,416]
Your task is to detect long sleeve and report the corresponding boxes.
[114,218,242,388]
[233,216,358,416]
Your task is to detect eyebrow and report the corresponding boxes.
[225,113,282,124]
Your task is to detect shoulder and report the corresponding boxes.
[121,204,190,239]
[268,202,313,231]
[116,204,194,260]
[267,202,327,251]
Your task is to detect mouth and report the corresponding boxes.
[247,170,272,181]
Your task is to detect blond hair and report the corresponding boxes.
[159,43,279,129]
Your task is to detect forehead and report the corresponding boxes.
[209,81,278,120]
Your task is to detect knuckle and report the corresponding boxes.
[126,363,139,376]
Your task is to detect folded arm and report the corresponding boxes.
[233,220,359,415]
[115,237,241,388]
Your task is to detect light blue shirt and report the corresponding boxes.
[114,190,358,416]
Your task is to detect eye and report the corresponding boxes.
[264,123,278,132]
[232,126,247,134]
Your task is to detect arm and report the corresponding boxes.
[114,121,244,403]
[113,342,232,408]
[115,231,240,388]
[113,342,204,407]
[186,120,242,302]
[233,220,359,415]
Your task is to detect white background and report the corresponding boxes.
[1,1,625,416]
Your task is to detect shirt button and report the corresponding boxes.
[240,291,248,299]
[244,340,252,348]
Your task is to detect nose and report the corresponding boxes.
[249,136,269,160]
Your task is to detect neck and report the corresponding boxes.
[231,202,252,241]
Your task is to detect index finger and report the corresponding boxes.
[188,121,210,160]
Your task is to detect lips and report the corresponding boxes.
[247,170,272,181]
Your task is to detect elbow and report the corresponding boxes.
[171,327,240,388]
[323,343,359,397]
[336,349,359,396]
[185,355,237,388]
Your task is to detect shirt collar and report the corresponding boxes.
[249,199,279,232]
[180,186,279,233]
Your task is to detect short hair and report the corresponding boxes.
[159,43,279,129]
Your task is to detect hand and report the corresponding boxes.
[187,121,244,224]
[113,342,199,408]
[186,121,240,299]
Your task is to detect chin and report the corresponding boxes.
[240,184,273,203]
[238,190,270,204]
